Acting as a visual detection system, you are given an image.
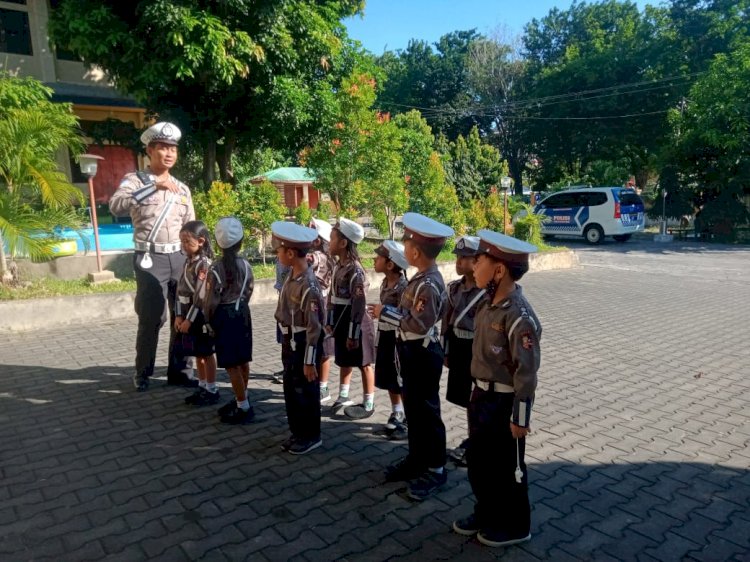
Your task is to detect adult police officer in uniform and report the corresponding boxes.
[109,122,196,391]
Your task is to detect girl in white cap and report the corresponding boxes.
[326,217,376,419]
[204,217,255,425]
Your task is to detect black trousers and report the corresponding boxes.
[397,339,446,469]
[133,251,187,381]
[467,387,530,534]
[282,332,323,441]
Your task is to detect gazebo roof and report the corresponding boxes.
[252,167,316,183]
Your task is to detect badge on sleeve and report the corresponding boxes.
[415,298,426,313]
[310,301,319,313]
[198,269,207,281]
[355,285,364,297]
[521,331,534,350]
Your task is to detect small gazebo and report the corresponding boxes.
[250,167,320,211]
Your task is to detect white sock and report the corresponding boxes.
[393,402,404,414]
[206,382,217,393]
[237,398,250,411]
[339,384,350,399]
[198,380,207,390]
[364,393,374,411]
[320,382,328,391]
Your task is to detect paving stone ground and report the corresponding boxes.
[1,240,749,561]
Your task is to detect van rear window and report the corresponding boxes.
[618,190,643,205]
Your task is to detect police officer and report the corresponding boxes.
[109,122,196,391]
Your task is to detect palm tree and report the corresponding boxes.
[0,76,85,284]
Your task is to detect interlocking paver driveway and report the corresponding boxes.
[1,240,748,561]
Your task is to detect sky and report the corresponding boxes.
[343,0,653,54]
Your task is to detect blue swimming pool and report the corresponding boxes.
[57,223,135,252]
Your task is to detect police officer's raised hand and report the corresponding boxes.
[155,177,180,193]
[303,364,318,382]
[510,423,530,439]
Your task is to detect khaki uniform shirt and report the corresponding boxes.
[308,249,334,298]
[380,264,446,337]
[471,284,542,427]
[275,266,325,365]
[176,256,211,322]
[204,258,254,322]
[442,277,486,334]
[109,168,195,244]
[378,274,408,332]
[328,260,368,338]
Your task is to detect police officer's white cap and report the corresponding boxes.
[453,235,481,256]
[310,218,333,242]
[272,221,318,250]
[215,217,244,249]
[141,122,182,146]
[335,217,365,244]
[477,229,537,265]
[374,240,409,271]
[402,212,454,243]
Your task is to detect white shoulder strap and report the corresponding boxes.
[453,289,486,327]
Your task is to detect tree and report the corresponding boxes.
[50,0,365,185]
[0,74,84,283]
[392,110,435,214]
[192,181,239,237]
[439,126,507,202]
[237,180,287,264]
[418,152,465,234]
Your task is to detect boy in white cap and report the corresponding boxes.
[272,221,326,455]
[451,230,540,547]
[204,217,255,425]
[307,219,336,404]
[369,212,454,501]
[372,240,409,440]
[109,121,196,391]
[327,218,377,419]
[442,235,486,466]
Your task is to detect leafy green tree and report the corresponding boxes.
[439,127,507,202]
[0,74,84,283]
[50,0,365,185]
[192,181,240,237]
[512,203,547,246]
[419,152,465,234]
[294,200,314,228]
[392,111,434,214]
[237,180,287,264]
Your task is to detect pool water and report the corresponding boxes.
[57,224,135,252]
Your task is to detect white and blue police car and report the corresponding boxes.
[534,187,645,244]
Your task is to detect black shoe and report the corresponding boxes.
[407,470,448,501]
[217,399,236,416]
[477,529,531,548]
[280,435,297,452]
[184,388,205,405]
[452,514,480,536]
[344,404,375,420]
[448,447,467,467]
[384,456,424,483]
[289,437,322,455]
[387,423,408,441]
[193,389,220,406]
[220,405,255,425]
[271,370,284,384]
[133,376,149,392]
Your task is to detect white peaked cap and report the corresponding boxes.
[215,217,244,249]
[310,218,333,242]
[141,122,182,146]
[335,217,365,244]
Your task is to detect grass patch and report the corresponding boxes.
[0,277,138,300]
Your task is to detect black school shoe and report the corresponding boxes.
[477,529,531,548]
[217,399,236,416]
[167,373,199,388]
[289,437,322,455]
[220,405,256,425]
[452,514,481,536]
[193,389,220,406]
[344,404,374,420]
[384,456,424,483]
[280,435,297,452]
[406,470,448,501]
[185,388,204,404]
[133,376,149,392]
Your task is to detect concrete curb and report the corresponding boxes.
[0,250,578,332]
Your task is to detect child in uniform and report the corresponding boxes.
[307,219,336,404]
[204,217,255,425]
[452,230,541,548]
[272,221,325,455]
[372,240,409,440]
[369,212,454,501]
[442,235,486,465]
[175,220,218,406]
[326,218,376,419]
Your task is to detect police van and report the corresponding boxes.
[534,187,645,244]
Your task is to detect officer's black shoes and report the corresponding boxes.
[448,446,468,467]
[217,399,236,417]
[384,456,423,483]
[343,404,374,419]
[220,405,256,425]
[133,376,149,392]
[186,388,221,406]
[476,529,531,548]
[406,469,448,501]
[452,514,481,536]
[271,370,284,384]
[167,372,199,387]
[289,437,322,455]
[280,435,297,452]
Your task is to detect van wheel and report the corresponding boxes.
[613,234,632,243]
[584,224,604,244]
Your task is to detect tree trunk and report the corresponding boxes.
[0,231,10,284]
[217,135,236,185]
[202,141,217,187]
[261,232,266,265]
[508,155,524,194]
